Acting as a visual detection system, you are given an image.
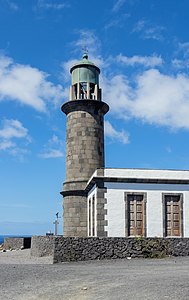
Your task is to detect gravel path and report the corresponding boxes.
[0,249,53,265]
[0,250,189,300]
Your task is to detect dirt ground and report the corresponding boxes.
[0,249,189,300]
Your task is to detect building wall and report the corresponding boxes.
[87,183,108,237]
[87,180,189,237]
[104,182,189,237]
[87,186,97,236]
[184,196,189,236]
[104,186,125,237]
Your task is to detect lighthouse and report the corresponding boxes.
[61,53,109,236]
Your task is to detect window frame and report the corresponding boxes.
[88,197,91,236]
[88,194,96,237]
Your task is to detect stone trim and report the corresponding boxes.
[85,176,189,193]
[61,100,109,115]
[60,190,87,197]
[162,193,184,238]
[124,192,147,238]
[64,180,87,184]
[96,179,108,236]
[96,168,105,176]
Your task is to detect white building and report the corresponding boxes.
[86,168,189,238]
[61,54,189,239]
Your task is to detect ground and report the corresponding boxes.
[0,249,189,300]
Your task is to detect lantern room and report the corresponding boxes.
[69,52,102,101]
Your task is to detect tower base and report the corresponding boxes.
[61,180,88,237]
[62,194,87,237]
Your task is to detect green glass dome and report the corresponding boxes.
[70,53,100,85]
[70,52,100,74]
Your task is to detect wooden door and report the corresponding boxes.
[128,194,144,236]
[165,195,181,237]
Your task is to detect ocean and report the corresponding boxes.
[0,235,31,244]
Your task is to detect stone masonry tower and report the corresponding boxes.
[61,53,109,236]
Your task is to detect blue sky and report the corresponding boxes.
[1,0,189,235]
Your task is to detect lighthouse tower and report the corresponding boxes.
[61,52,109,237]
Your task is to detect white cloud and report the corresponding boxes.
[73,30,104,66]
[49,134,63,146]
[0,119,29,139]
[0,54,64,112]
[0,140,15,150]
[172,58,189,69]
[0,119,30,140]
[40,134,64,158]
[62,30,106,81]
[133,19,146,32]
[133,20,165,41]
[8,147,29,158]
[61,59,78,82]
[105,13,130,30]
[117,53,163,68]
[61,47,189,132]
[40,149,64,158]
[36,0,67,10]
[165,146,172,153]
[103,69,189,130]
[112,0,126,12]
[144,26,165,41]
[102,74,133,116]
[105,120,129,144]
[61,30,189,131]
[178,42,189,57]
[171,41,189,70]
[74,30,99,52]
[3,0,19,11]
[0,119,31,157]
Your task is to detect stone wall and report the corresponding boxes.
[30,236,189,262]
[4,237,31,250]
[53,237,189,263]
[31,236,54,257]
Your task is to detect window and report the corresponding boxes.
[163,194,183,237]
[89,83,95,99]
[92,195,95,236]
[80,82,87,99]
[88,198,91,236]
[125,193,146,237]
[88,195,96,237]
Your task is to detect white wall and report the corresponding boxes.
[184,196,189,237]
[104,188,125,237]
[87,186,97,237]
[104,182,189,238]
